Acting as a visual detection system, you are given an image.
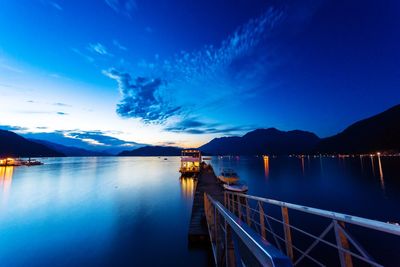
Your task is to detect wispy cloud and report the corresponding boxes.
[102,69,181,123]
[0,63,24,73]
[104,7,285,127]
[88,42,112,56]
[113,40,127,51]
[71,48,94,62]
[165,118,252,135]
[53,102,72,107]
[105,0,136,17]
[40,0,62,11]
[0,125,28,132]
[21,130,143,153]
[49,1,62,11]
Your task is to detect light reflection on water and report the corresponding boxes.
[0,157,207,267]
[212,155,400,222]
[180,177,196,200]
[1,155,399,266]
[263,156,269,178]
[0,166,14,205]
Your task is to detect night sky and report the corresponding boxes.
[0,0,399,148]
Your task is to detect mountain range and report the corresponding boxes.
[0,104,399,157]
[0,130,64,157]
[30,139,110,157]
[199,104,400,155]
[199,128,319,155]
[119,146,182,156]
[315,104,400,153]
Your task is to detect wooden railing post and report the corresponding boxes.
[225,221,237,267]
[230,194,235,214]
[281,206,294,260]
[224,192,227,207]
[334,220,353,267]
[259,201,266,239]
[237,196,242,220]
[245,197,251,226]
[227,193,231,211]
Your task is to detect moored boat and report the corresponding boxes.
[23,159,44,166]
[217,168,239,184]
[223,182,248,193]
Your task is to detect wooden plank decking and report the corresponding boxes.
[188,164,224,246]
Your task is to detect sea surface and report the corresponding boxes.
[0,156,399,266]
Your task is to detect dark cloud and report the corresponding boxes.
[22,130,144,154]
[0,125,28,131]
[103,68,181,123]
[165,118,252,135]
[53,102,71,107]
[56,112,68,115]
[66,130,139,147]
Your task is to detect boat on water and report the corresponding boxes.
[23,159,44,166]
[217,168,239,184]
[223,182,248,193]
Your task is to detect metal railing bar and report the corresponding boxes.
[260,223,325,266]
[294,223,334,265]
[245,204,383,266]
[336,223,376,263]
[265,214,284,252]
[227,193,400,236]
[208,194,293,267]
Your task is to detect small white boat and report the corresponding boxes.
[223,182,248,193]
[217,168,239,184]
[23,159,43,166]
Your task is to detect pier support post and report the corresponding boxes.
[281,206,294,260]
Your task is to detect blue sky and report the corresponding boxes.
[0,0,399,149]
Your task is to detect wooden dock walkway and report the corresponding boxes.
[188,164,224,246]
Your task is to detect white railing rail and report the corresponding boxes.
[224,192,400,267]
[204,193,293,267]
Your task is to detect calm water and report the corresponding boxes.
[0,156,399,266]
[0,157,208,267]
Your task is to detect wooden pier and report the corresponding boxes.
[188,164,224,246]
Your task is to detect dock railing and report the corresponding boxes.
[204,193,293,267]
[223,192,400,267]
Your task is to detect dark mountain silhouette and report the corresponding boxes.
[0,130,64,157]
[119,146,182,156]
[199,128,320,155]
[316,104,400,153]
[30,139,110,156]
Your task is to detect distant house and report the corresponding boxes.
[179,149,201,177]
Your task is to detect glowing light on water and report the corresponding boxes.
[263,156,269,178]
[180,177,195,199]
[0,166,14,205]
[370,155,376,177]
[377,153,385,191]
